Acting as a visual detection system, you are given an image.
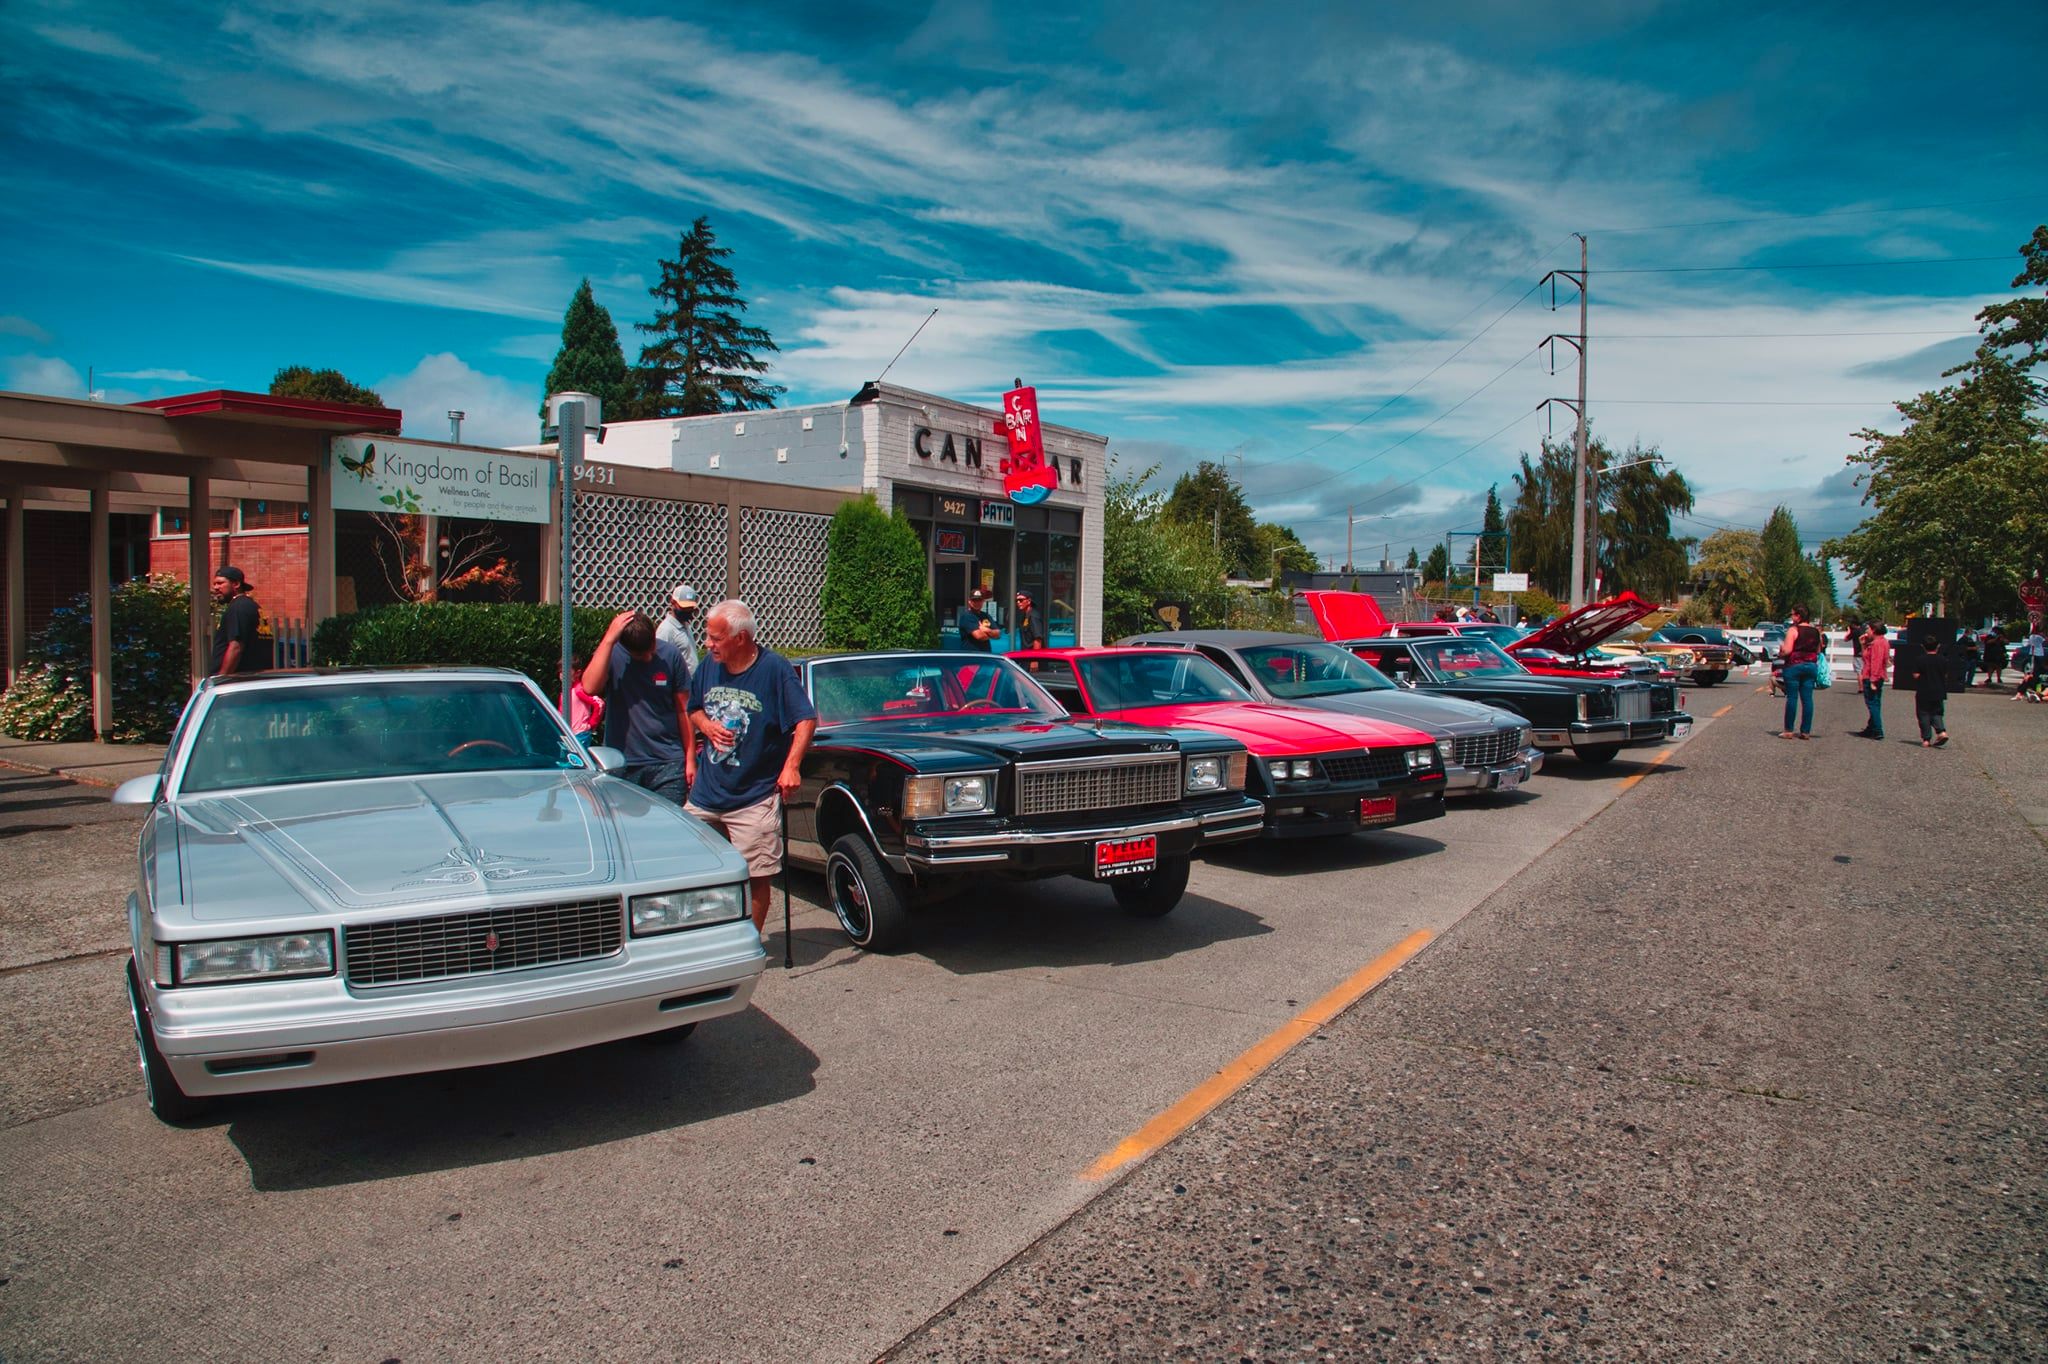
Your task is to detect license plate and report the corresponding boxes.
[1094,835,1158,878]
[1671,721,1693,738]
[1493,766,1522,792]
[1359,795,1399,826]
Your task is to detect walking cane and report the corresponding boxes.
[779,799,793,970]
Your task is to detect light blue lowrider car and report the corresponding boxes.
[114,667,765,1123]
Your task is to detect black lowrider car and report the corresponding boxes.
[1336,635,1692,765]
[783,652,1264,952]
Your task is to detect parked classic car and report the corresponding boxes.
[1113,630,1543,796]
[1649,623,1755,670]
[1333,635,1692,764]
[781,651,1264,952]
[1502,592,1722,684]
[113,668,767,1124]
[1010,645,1448,837]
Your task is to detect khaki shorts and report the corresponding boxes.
[683,792,783,878]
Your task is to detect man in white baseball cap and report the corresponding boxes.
[657,584,700,676]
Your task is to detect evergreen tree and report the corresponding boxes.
[636,217,784,416]
[1759,507,1815,617]
[540,279,636,432]
[1422,543,1450,584]
[270,366,383,407]
[821,497,936,649]
[1160,461,1259,577]
[1404,547,1419,571]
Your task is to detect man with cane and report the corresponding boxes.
[683,600,817,949]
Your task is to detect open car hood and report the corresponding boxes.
[1508,592,1660,657]
[1301,590,1390,642]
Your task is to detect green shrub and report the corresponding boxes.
[821,496,938,650]
[0,574,193,743]
[319,602,615,689]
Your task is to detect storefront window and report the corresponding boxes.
[1048,533,1078,646]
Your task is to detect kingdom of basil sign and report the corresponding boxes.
[331,437,553,524]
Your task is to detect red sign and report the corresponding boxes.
[997,384,1057,506]
[1359,795,1399,827]
[1093,835,1159,878]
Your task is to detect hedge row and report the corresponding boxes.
[313,602,616,688]
[0,575,193,743]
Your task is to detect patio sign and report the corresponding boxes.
[331,436,554,523]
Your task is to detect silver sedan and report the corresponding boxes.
[114,667,765,1123]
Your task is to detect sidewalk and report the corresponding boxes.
[893,682,2048,1360]
[0,735,167,788]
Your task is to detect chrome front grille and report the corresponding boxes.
[1322,749,1409,784]
[1453,728,1523,770]
[345,896,623,987]
[1617,690,1651,722]
[1016,753,1181,815]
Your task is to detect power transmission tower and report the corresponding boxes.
[1539,234,1590,608]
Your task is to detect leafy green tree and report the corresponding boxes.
[1104,461,1231,637]
[1422,543,1449,583]
[540,279,637,432]
[1506,438,1577,596]
[1161,460,1259,577]
[1759,507,1816,617]
[1599,446,1695,601]
[636,216,783,416]
[820,497,937,649]
[1253,522,1318,578]
[1824,346,2047,620]
[269,366,383,407]
[1978,224,2048,373]
[1688,528,1770,625]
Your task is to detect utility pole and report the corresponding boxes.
[1541,234,1590,608]
[1346,506,1355,572]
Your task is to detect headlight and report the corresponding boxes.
[631,884,747,935]
[1436,738,1455,763]
[1404,746,1439,771]
[174,931,333,986]
[903,773,994,818]
[1519,726,1534,749]
[1265,759,1288,783]
[1187,755,1227,792]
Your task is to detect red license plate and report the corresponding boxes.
[1094,835,1158,878]
[1359,795,1399,827]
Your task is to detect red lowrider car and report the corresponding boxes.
[1500,593,1683,683]
[1011,646,1447,839]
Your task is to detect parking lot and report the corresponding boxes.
[4,671,2041,1362]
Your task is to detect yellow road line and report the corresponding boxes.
[1617,745,1677,791]
[1083,928,1434,1181]
[1711,703,1733,718]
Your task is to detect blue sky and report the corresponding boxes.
[4,0,2042,567]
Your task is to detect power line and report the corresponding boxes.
[1593,329,1976,339]
[1588,192,2048,235]
[1596,255,2012,275]
[1597,398,1893,407]
[1284,407,1537,528]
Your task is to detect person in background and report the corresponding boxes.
[1853,621,1889,740]
[1948,629,1979,691]
[957,587,999,653]
[1778,606,1822,740]
[569,652,605,747]
[656,584,700,671]
[1914,636,1951,746]
[207,566,266,676]
[1013,591,1046,650]
[581,610,691,804]
[1847,617,1864,662]
[2017,626,2048,701]
[1982,631,2009,687]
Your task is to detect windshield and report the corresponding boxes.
[181,679,581,793]
[807,655,1066,724]
[1456,624,1524,645]
[1238,642,1395,698]
[1076,652,1252,710]
[1411,637,1529,679]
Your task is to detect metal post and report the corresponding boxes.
[1567,233,1590,609]
[557,400,583,721]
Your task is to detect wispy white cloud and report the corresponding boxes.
[99,367,210,383]
[3,354,86,397]
[0,315,53,344]
[376,352,538,449]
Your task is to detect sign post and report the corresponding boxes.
[556,400,583,722]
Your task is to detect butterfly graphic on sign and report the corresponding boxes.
[339,444,377,481]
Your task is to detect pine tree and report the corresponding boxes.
[636,217,784,416]
[1404,547,1419,570]
[1423,544,1450,583]
[540,280,636,432]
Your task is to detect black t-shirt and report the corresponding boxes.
[956,605,994,653]
[209,595,265,674]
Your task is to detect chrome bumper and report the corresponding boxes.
[900,798,1266,870]
[1445,747,1545,794]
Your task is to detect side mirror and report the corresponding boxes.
[587,745,627,773]
[111,774,163,806]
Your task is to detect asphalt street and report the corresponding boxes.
[1,673,2039,1362]
[892,681,2048,1362]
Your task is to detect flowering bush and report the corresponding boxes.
[0,574,194,743]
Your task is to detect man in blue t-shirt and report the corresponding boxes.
[684,599,818,934]
[580,610,691,804]
[956,586,998,652]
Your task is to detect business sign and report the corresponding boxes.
[998,384,1058,506]
[980,500,1014,527]
[934,527,974,557]
[332,437,553,523]
[937,495,972,520]
[1491,572,1530,592]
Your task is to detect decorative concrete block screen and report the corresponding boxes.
[572,493,728,618]
[738,506,832,652]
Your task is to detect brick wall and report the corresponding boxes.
[149,530,311,622]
